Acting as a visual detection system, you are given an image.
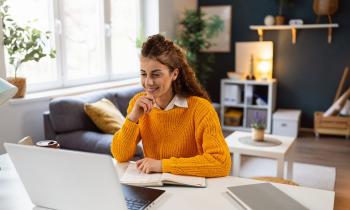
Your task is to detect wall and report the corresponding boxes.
[0,100,50,154]
[199,0,350,127]
[159,0,197,39]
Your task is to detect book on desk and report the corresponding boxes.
[121,162,206,187]
[227,183,309,210]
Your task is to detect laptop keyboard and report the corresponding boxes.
[125,197,151,210]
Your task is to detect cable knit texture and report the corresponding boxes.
[111,92,231,177]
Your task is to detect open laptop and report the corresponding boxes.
[4,143,165,210]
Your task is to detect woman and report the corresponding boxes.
[111,34,231,177]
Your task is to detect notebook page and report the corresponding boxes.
[120,163,163,186]
[161,173,206,187]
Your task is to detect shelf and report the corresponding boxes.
[221,79,277,133]
[222,126,251,132]
[250,23,339,44]
[222,103,245,108]
[222,78,276,85]
[247,105,268,109]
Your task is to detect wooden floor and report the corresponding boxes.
[223,130,350,210]
[288,132,350,210]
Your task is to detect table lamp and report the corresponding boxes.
[256,57,273,80]
[0,77,18,105]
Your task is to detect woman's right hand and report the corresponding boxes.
[128,95,155,122]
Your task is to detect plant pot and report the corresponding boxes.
[313,0,338,16]
[252,128,265,141]
[7,77,26,98]
[275,16,285,25]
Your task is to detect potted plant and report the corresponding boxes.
[275,0,295,25]
[251,112,266,141]
[313,0,339,23]
[0,0,56,98]
[176,9,224,86]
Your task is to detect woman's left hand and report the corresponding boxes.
[136,158,162,174]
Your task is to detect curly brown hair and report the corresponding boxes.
[141,34,210,101]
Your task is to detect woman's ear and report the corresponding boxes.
[172,68,179,81]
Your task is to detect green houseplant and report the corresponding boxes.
[0,0,56,98]
[176,9,223,87]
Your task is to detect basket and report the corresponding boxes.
[314,112,350,138]
[224,110,243,126]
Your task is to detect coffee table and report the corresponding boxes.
[225,131,296,178]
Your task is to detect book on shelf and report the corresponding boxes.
[227,183,308,210]
[120,162,206,187]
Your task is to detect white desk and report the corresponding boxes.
[0,153,334,210]
[226,131,296,178]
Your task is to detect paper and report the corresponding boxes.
[120,163,206,187]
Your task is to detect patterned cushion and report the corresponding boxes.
[84,98,125,134]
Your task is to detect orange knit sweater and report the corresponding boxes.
[111,93,231,177]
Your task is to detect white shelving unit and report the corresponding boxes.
[220,79,277,133]
[250,23,339,44]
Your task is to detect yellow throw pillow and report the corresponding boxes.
[84,98,125,134]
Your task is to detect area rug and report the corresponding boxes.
[239,156,336,191]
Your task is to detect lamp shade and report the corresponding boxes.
[0,78,18,105]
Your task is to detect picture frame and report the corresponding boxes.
[200,5,232,53]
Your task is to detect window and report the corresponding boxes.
[60,0,106,84]
[110,0,141,78]
[3,0,146,93]
[4,0,58,91]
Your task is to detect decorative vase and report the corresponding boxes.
[313,0,338,16]
[7,77,26,98]
[264,15,275,26]
[252,128,265,141]
[275,16,285,25]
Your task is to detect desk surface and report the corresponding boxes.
[0,153,334,210]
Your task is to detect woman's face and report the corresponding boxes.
[140,57,178,99]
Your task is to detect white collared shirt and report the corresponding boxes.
[154,94,188,111]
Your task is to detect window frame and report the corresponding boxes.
[2,0,143,93]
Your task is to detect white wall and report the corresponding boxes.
[0,100,50,154]
[0,0,198,154]
[159,0,197,39]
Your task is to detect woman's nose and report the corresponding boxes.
[145,76,154,86]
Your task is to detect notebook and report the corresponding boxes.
[121,162,206,187]
[227,183,309,210]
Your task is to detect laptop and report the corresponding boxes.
[4,143,165,210]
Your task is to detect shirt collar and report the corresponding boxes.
[154,94,188,111]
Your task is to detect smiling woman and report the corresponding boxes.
[111,34,231,177]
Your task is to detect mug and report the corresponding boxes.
[36,140,60,149]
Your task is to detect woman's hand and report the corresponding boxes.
[136,158,162,174]
[128,95,154,122]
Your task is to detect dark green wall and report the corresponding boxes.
[198,0,350,128]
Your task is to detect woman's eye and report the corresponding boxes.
[152,74,160,77]
[140,73,147,77]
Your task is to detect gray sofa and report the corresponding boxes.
[43,85,143,156]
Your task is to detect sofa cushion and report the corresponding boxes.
[49,85,143,133]
[84,98,125,134]
[56,131,114,154]
[56,130,144,159]
[111,85,144,116]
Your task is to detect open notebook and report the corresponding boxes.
[227,183,308,210]
[120,163,206,187]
